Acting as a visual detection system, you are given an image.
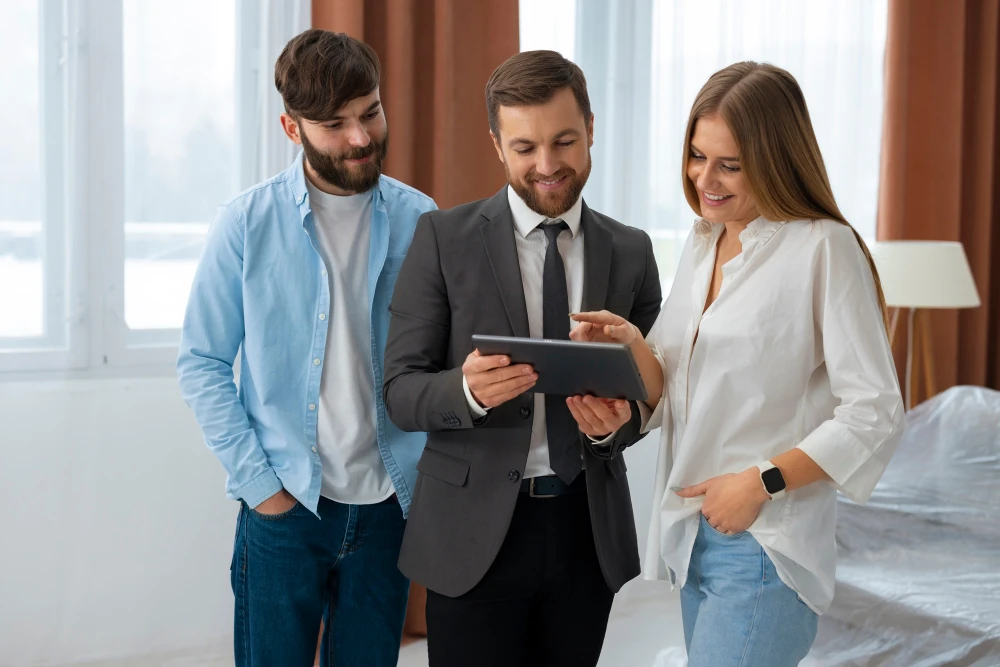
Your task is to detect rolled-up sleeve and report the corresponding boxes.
[637,347,670,434]
[637,306,672,435]
[796,228,904,504]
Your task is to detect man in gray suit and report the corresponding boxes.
[383,50,661,666]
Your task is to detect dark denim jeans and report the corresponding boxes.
[231,495,409,666]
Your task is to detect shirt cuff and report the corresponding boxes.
[587,430,618,446]
[639,396,666,434]
[463,374,489,417]
[796,419,894,504]
[235,467,284,510]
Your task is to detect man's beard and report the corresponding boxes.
[301,127,389,194]
[506,152,592,218]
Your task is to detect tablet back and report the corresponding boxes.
[471,334,648,401]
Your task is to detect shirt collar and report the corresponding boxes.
[506,184,583,239]
[692,216,784,249]
[739,217,783,246]
[287,150,310,207]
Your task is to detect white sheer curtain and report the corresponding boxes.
[521,0,888,288]
[521,2,888,580]
[238,0,311,187]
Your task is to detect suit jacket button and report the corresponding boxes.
[520,405,531,419]
[508,470,521,483]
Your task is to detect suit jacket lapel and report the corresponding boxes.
[581,203,612,312]
[479,189,530,338]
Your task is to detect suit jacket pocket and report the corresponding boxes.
[417,448,471,487]
[605,291,635,317]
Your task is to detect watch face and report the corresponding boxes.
[761,466,787,494]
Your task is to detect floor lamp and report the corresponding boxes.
[870,241,980,410]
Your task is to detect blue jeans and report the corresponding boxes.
[681,515,818,667]
[231,495,409,667]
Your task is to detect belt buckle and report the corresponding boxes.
[529,477,558,499]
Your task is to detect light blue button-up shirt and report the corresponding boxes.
[177,154,436,516]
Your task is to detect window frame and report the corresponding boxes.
[0,0,258,375]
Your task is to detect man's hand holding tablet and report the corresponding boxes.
[462,349,538,409]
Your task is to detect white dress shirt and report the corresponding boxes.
[463,186,611,478]
[640,216,904,613]
[307,179,393,504]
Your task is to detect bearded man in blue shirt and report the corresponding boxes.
[177,29,435,667]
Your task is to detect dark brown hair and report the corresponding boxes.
[274,29,380,121]
[683,61,888,327]
[485,50,592,137]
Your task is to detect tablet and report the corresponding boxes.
[471,334,648,402]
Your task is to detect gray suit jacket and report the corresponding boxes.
[383,188,662,597]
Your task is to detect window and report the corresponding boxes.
[519,0,576,57]
[519,0,888,293]
[0,0,69,358]
[0,0,304,373]
[123,0,238,334]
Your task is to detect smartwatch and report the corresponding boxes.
[757,460,786,500]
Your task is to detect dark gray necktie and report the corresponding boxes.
[540,220,581,484]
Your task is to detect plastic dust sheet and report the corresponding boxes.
[806,385,1000,666]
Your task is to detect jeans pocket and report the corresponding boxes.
[250,501,301,521]
[701,514,747,539]
[231,503,245,572]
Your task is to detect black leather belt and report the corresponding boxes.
[519,474,586,498]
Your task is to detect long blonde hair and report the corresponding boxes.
[682,61,888,327]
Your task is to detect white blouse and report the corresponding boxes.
[640,217,904,614]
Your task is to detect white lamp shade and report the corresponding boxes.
[869,241,981,309]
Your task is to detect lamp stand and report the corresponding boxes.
[917,308,937,403]
[890,307,937,411]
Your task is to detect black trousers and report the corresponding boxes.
[425,484,615,667]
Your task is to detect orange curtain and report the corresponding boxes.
[878,0,1000,400]
[312,0,520,209]
[310,0,520,639]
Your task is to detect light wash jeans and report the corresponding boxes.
[681,514,818,666]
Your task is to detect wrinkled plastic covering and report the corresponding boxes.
[653,386,1000,667]
[806,385,1000,666]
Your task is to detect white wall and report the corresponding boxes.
[0,377,235,666]
[0,375,662,665]
[620,428,663,600]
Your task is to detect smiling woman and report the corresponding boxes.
[596,60,903,667]
[686,116,759,228]
[680,61,887,325]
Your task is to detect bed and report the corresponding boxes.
[805,385,1000,666]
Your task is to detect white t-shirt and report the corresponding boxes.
[307,178,392,504]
